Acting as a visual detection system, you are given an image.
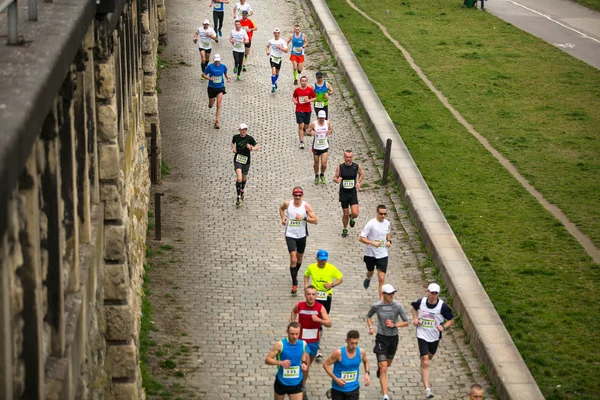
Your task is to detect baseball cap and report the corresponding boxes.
[317,110,326,118]
[316,249,328,261]
[315,71,323,78]
[238,123,248,130]
[203,19,210,24]
[382,284,397,294]
[213,54,221,61]
[242,10,248,14]
[427,283,441,293]
[273,28,281,33]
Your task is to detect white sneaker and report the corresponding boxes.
[425,388,434,399]
[382,395,390,400]
[315,351,323,364]
[299,142,305,149]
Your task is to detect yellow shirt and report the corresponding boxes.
[304,262,343,299]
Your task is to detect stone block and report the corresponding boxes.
[143,76,156,94]
[103,263,130,301]
[97,100,118,140]
[96,61,115,100]
[105,305,133,341]
[106,342,137,378]
[143,94,158,115]
[142,34,153,54]
[141,12,150,34]
[104,225,125,261]
[113,382,139,399]
[156,0,164,5]
[142,55,156,74]
[157,7,166,21]
[159,21,168,37]
[99,143,120,180]
[101,184,123,220]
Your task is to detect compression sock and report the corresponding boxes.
[290,266,299,286]
[271,75,276,85]
[241,180,246,191]
[274,74,279,83]
[201,62,207,72]
[293,69,298,80]
[236,181,241,196]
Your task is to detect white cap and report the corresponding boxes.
[317,110,326,118]
[213,54,221,61]
[382,284,397,294]
[238,123,248,130]
[427,283,441,293]
[273,28,281,33]
[203,19,210,24]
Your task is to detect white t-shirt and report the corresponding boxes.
[234,2,252,17]
[267,38,288,62]
[230,29,249,52]
[197,27,216,50]
[360,218,391,259]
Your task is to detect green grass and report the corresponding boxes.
[570,0,600,12]
[140,263,163,396]
[324,0,600,398]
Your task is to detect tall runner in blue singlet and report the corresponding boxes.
[209,0,229,40]
[287,24,308,86]
[265,322,309,400]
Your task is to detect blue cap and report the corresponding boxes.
[317,250,328,261]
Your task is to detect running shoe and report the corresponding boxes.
[300,142,305,149]
[237,75,241,81]
[291,285,298,296]
[315,351,323,364]
[218,30,222,37]
[342,229,348,238]
[215,38,218,43]
[236,197,241,207]
[320,175,326,184]
[363,278,370,289]
[382,396,389,400]
[314,176,319,185]
[349,216,355,228]
[425,388,434,399]
[274,82,278,89]
[242,65,247,72]
[271,85,276,93]
[234,67,238,74]
[294,79,298,85]
[214,121,220,129]
[325,389,332,399]
[200,76,205,81]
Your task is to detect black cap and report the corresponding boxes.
[316,71,323,77]
[242,10,248,14]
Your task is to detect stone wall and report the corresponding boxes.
[0,0,165,397]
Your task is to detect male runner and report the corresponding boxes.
[280,187,318,295]
[266,28,288,93]
[313,71,334,118]
[366,284,409,400]
[202,54,231,129]
[229,20,249,80]
[292,76,316,149]
[231,123,258,206]
[323,330,371,400]
[239,11,256,71]
[209,0,228,41]
[304,249,343,362]
[291,286,332,399]
[265,322,309,400]
[467,384,485,400]
[287,24,308,85]
[193,20,217,77]
[359,204,391,299]
[411,283,455,399]
[334,150,363,236]
[305,110,332,185]
[232,0,253,19]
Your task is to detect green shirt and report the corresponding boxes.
[304,262,343,299]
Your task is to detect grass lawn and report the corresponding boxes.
[570,0,600,12]
[323,0,600,398]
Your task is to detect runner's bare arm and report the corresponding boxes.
[279,201,290,224]
[411,307,420,326]
[304,203,318,225]
[356,165,364,190]
[290,304,298,322]
[265,341,285,366]
[305,122,315,136]
[333,164,341,183]
[319,307,332,328]
[322,349,342,381]
[303,275,310,290]
[361,349,371,386]
[327,121,332,136]
[327,81,334,95]
[367,316,375,335]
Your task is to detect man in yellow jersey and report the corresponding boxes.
[303,249,343,364]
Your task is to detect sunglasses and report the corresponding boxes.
[293,193,303,197]
[378,212,387,216]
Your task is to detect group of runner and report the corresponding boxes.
[193,4,483,399]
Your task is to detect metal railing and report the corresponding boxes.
[0,0,37,45]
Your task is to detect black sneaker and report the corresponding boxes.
[236,197,241,207]
[291,285,298,296]
[349,216,355,228]
[242,65,247,72]
[325,389,332,399]
[363,278,370,289]
[341,228,348,238]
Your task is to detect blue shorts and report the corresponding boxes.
[306,341,320,357]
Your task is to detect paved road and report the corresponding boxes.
[485,0,600,69]
[152,0,486,397]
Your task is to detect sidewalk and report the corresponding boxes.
[485,0,600,69]
[149,0,486,397]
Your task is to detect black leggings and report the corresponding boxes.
[233,51,244,75]
[213,11,224,32]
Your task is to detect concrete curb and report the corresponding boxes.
[305,0,545,398]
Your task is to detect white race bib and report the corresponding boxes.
[270,56,282,63]
[213,76,223,83]
[299,96,308,104]
[342,179,355,189]
[292,46,302,53]
[341,371,357,382]
[235,154,248,164]
[302,328,318,340]
[288,219,302,227]
[316,138,327,146]
[316,290,328,301]
[421,318,436,329]
[283,366,300,379]
[234,42,244,49]
[315,101,325,108]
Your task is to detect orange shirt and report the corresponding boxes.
[239,18,256,41]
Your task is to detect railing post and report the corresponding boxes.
[150,123,158,184]
[381,139,392,185]
[7,0,18,45]
[154,192,163,241]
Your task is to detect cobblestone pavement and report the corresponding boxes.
[152,0,488,397]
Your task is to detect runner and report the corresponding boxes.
[209,0,228,41]
[279,187,318,295]
[232,0,253,19]
[334,150,363,236]
[287,24,308,85]
[193,20,217,77]
[313,71,334,118]
[323,330,371,400]
[266,28,288,93]
[292,76,316,149]
[265,321,309,400]
[291,285,332,400]
[411,283,455,399]
[366,284,409,400]
[305,111,332,185]
[229,20,249,80]
[303,249,343,363]
[467,384,485,400]
[231,123,259,206]
[359,204,391,299]
[239,11,257,71]
[202,54,231,129]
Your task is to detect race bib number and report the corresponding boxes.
[213,76,223,83]
[421,318,436,329]
[316,290,328,301]
[201,39,211,47]
[283,366,300,379]
[316,138,327,146]
[289,219,302,227]
[292,46,302,53]
[341,371,357,382]
[234,42,244,49]
[243,26,248,31]
[315,101,325,108]
[342,179,355,189]
[270,56,282,63]
[235,154,248,164]
[302,328,318,340]
[299,96,308,104]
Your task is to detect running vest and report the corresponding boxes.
[285,200,308,239]
[297,301,323,343]
[213,0,224,11]
[416,297,445,342]
[312,120,329,151]
[339,163,359,193]
[332,346,361,392]
[276,338,305,386]
[291,33,305,56]
[314,81,328,109]
[197,28,214,50]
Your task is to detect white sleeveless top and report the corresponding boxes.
[416,297,445,342]
[313,120,329,150]
[285,200,308,239]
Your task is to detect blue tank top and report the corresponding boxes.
[291,33,305,56]
[276,338,305,386]
[213,0,224,11]
[314,81,328,107]
[332,347,361,392]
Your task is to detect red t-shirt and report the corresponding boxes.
[297,301,323,343]
[293,87,316,113]
[239,19,256,41]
